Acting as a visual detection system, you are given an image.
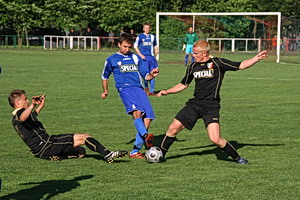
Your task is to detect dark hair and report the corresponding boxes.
[119,33,134,45]
[8,89,26,108]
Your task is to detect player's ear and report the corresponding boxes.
[118,42,121,48]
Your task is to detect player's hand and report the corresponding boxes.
[256,50,268,60]
[32,94,45,105]
[155,49,159,55]
[182,44,186,51]
[156,90,168,97]
[101,92,108,99]
[150,68,159,78]
[141,54,146,60]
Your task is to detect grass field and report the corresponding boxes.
[0,49,299,200]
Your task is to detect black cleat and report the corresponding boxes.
[104,150,128,163]
[236,157,249,164]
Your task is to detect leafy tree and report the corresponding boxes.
[0,0,42,46]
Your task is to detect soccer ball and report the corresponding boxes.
[145,146,164,163]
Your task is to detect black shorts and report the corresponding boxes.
[175,99,220,130]
[39,134,75,158]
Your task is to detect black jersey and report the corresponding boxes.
[180,57,241,101]
[12,108,50,154]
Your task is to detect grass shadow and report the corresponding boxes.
[167,140,285,162]
[0,175,94,200]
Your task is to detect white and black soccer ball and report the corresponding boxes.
[145,146,164,163]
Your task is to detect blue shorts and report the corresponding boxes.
[186,44,193,54]
[143,56,158,71]
[119,87,155,119]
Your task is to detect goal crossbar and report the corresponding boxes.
[156,12,282,63]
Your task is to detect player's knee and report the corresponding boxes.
[209,136,222,146]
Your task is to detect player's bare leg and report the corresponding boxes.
[160,119,184,156]
[207,123,248,164]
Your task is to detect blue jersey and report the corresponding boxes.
[134,33,157,56]
[102,52,150,89]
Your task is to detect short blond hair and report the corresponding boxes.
[193,40,211,52]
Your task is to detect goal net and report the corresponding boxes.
[156,12,283,63]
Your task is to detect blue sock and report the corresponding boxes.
[131,118,148,155]
[150,79,155,93]
[184,55,189,64]
[144,80,148,88]
[131,132,144,155]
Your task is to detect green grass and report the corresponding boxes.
[0,49,299,200]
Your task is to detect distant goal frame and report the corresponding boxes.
[156,12,282,63]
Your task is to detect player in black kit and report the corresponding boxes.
[157,40,268,164]
[8,90,127,163]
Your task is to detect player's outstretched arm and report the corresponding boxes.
[156,83,188,97]
[101,79,109,99]
[239,50,268,70]
[145,68,159,80]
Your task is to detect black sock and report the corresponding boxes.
[221,142,240,160]
[160,135,176,156]
[85,137,110,157]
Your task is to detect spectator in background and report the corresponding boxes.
[296,34,300,51]
[68,28,78,49]
[84,27,94,48]
[271,36,277,51]
[108,30,115,48]
[68,28,77,36]
[282,36,288,51]
[130,29,136,39]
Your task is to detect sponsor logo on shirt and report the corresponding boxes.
[120,64,138,72]
[193,69,214,79]
[143,41,152,46]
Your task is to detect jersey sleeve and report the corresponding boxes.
[15,108,25,119]
[136,55,149,79]
[216,58,241,72]
[153,35,157,47]
[180,65,194,85]
[195,33,199,42]
[101,59,112,80]
[134,35,140,48]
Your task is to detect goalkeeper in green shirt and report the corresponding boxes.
[182,26,199,66]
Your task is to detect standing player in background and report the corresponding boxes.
[134,22,159,96]
[101,33,159,158]
[182,26,199,66]
[157,40,268,164]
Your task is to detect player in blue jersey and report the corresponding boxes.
[101,33,159,158]
[134,22,159,96]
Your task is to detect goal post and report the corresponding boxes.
[156,12,282,63]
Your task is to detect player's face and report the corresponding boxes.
[143,25,151,34]
[118,41,132,55]
[16,94,30,108]
[192,47,208,62]
[189,27,193,33]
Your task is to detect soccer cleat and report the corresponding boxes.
[148,93,156,96]
[145,133,154,148]
[236,157,249,164]
[129,152,145,159]
[104,150,128,163]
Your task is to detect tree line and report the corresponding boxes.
[0,0,299,45]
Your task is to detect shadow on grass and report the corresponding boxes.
[126,134,186,147]
[0,175,94,200]
[167,140,285,162]
[84,154,130,163]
